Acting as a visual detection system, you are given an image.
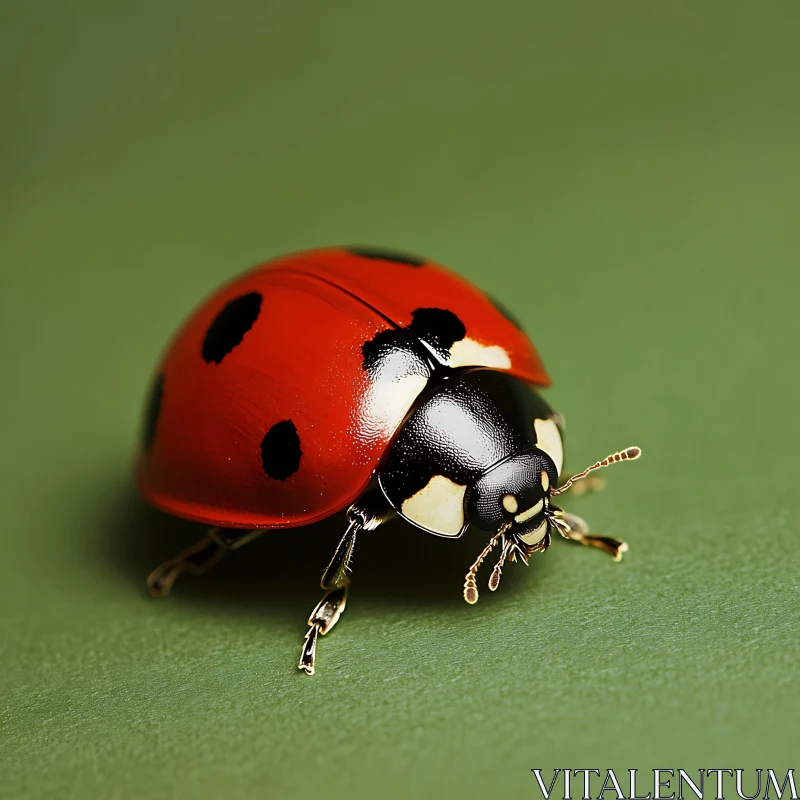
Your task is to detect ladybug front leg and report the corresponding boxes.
[298,585,349,676]
[550,510,628,562]
[298,515,363,677]
[298,519,360,677]
[147,527,265,597]
[298,492,394,676]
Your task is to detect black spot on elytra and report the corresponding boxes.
[346,246,426,267]
[142,373,164,451]
[261,420,302,481]
[408,308,466,358]
[488,295,525,332]
[361,328,407,377]
[360,308,467,380]
[361,325,432,393]
[202,292,263,364]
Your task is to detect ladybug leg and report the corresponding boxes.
[552,510,628,562]
[146,527,264,597]
[298,585,349,676]
[299,494,394,675]
[320,491,394,590]
[320,519,361,591]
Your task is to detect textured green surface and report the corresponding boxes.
[2,2,798,798]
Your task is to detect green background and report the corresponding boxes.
[2,2,798,798]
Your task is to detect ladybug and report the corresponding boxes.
[137,246,641,675]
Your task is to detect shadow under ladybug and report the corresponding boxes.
[104,482,548,619]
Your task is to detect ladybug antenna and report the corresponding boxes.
[463,522,511,605]
[488,537,514,592]
[551,446,642,497]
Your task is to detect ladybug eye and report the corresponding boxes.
[501,494,518,514]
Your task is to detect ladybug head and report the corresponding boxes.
[462,445,642,605]
[465,450,557,550]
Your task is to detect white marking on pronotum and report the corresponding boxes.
[519,517,549,546]
[502,494,519,513]
[514,498,544,525]
[401,475,467,537]
[448,338,511,369]
[361,373,429,439]
[534,418,564,475]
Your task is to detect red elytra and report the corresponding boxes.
[136,247,550,530]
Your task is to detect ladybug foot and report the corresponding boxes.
[299,586,348,676]
[147,559,184,597]
[551,511,628,562]
[571,532,628,561]
[146,534,223,597]
[146,527,265,598]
